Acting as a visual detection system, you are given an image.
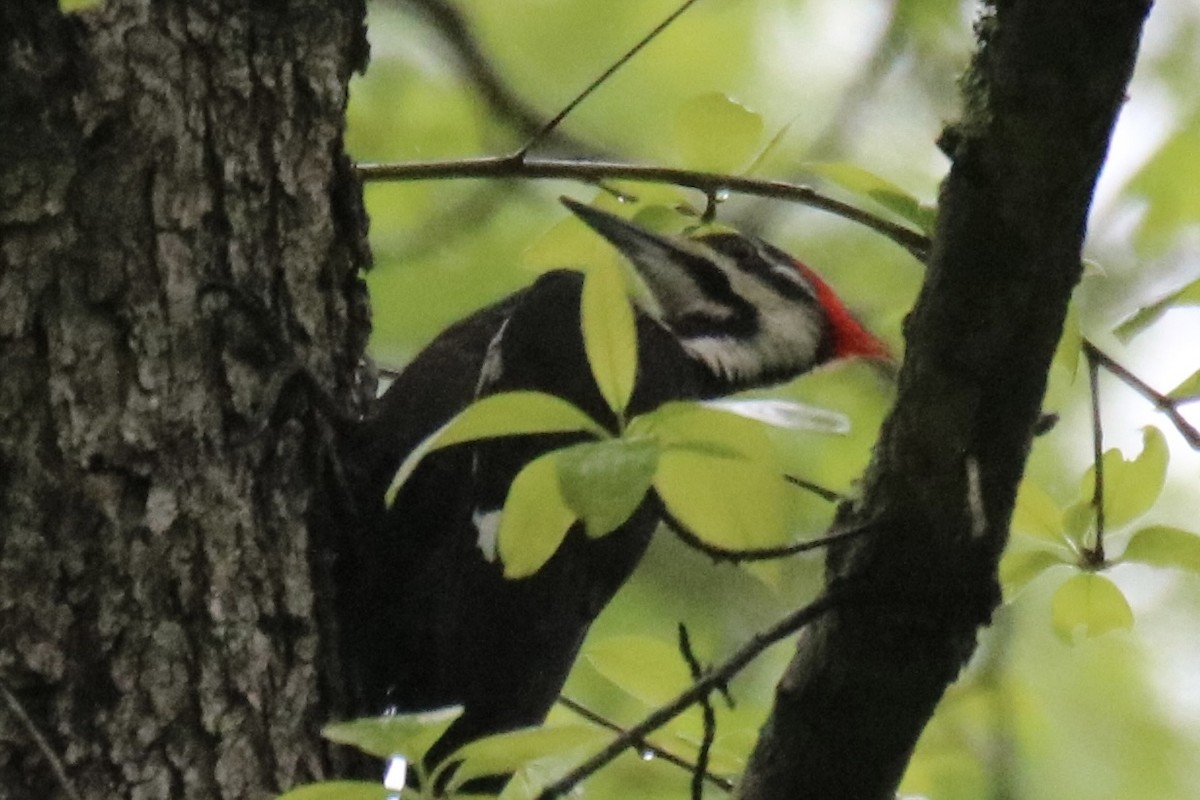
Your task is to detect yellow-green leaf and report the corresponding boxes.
[1010,480,1070,547]
[1078,426,1169,530]
[1124,119,1200,255]
[385,391,607,506]
[1052,300,1083,383]
[631,401,780,468]
[999,547,1069,595]
[631,203,696,236]
[674,92,764,173]
[1050,573,1134,643]
[1122,525,1200,573]
[586,635,694,707]
[440,725,607,794]
[582,259,638,415]
[497,453,578,579]
[1166,368,1200,402]
[522,215,619,274]
[1114,276,1200,341]
[556,438,658,538]
[321,707,463,762]
[655,450,788,551]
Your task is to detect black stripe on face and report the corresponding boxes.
[699,233,820,305]
[666,247,759,338]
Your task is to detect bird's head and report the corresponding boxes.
[562,197,889,390]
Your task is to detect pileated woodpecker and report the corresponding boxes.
[337,198,887,775]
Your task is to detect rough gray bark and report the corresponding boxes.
[735,2,1152,798]
[0,2,369,799]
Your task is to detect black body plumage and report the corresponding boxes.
[339,269,706,770]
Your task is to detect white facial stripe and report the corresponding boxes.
[681,307,823,386]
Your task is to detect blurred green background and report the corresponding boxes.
[347,2,1200,798]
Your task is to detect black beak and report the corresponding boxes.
[560,196,717,318]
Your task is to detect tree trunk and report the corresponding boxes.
[0,2,370,799]
[736,2,1152,798]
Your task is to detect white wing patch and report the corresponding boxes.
[473,506,502,561]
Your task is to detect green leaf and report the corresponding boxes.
[441,725,607,794]
[1166,368,1200,402]
[631,401,781,468]
[321,707,463,762]
[655,449,788,552]
[1052,300,1084,383]
[1061,500,1093,547]
[999,547,1069,594]
[522,214,620,274]
[582,260,638,415]
[1050,573,1134,643]
[1123,118,1200,255]
[275,781,393,800]
[674,92,764,173]
[631,203,696,236]
[556,438,658,538]
[1010,480,1070,547]
[803,161,936,233]
[497,452,578,579]
[586,635,694,707]
[385,391,608,506]
[1122,525,1200,573]
[1077,426,1169,530]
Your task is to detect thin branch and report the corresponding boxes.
[556,696,734,792]
[1082,340,1200,449]
[515,0,704,157]
[1086,347,1107,564]
[662,511,874,563]
[534,591,846,799]
[397,0,602,156]
[0,678,83,800]
[356,155,930,260]
[784,474,843,503]
[677,624,717,800]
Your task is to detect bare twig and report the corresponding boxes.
[0,678,83,800]
[784,474,843,503]
[662,511,873,563]
[677,624,718,800]
[1085,347,1107,564]
[1082,340,1200,449]
[515,0,704,157]
[556,696,734,792]
[356,155,930,261]
[397,0,601,156]
[534,591,845,799]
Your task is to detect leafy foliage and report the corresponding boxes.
[347,2,1200,798]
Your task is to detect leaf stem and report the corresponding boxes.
[1086,346,1107,564]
